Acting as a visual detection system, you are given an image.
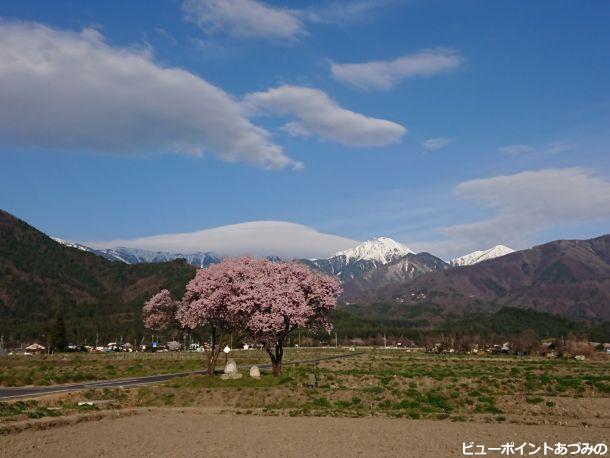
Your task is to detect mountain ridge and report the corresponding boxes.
[353,235,610,320]
[54,234,517,274]
[52,239,221,268]
[449,245,515,267]
[341,252,449,302]
[44,220,610,321]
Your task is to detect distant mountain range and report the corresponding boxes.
[2,208,608,343]
[50,231,610,321]
[52,238,220,268]
[354,235,610,321]
[54,235,514,278]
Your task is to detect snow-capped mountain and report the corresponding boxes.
[332,236,413,264]
[101,247,221,268]
[449,245,515,267]
[52,237,121,261]
[302,237,415,281]
[341,252,449,301]
[53,238,220,268]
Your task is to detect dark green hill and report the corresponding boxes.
[0,209,196,343]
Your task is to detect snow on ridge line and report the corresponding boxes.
[52,237,95,252]
[53,238,221,267]
[449,245,514,267]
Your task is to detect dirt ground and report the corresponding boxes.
[1,408,608,457]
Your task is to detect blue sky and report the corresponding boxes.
[1,0,609,259]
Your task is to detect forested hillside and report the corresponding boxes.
[0,210,196,342]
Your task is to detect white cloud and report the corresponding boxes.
[183,0,304,41]
[498,142,574,157]
[183,0,398,42]
[0,21,298,169]
[497,144,536,156]
[330,48,464,90]
[423,138,452,151]
[405,168,610,259]
[441,168,610,251]
[306,0,398,25]
[88,221,359,259]
[244,85,406,146]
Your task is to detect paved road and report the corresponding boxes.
[0,352,364,400]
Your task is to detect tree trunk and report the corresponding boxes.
[207,348,222,377]
[206,328,223,377]
[267,341,284,377]
[273,360,282,376]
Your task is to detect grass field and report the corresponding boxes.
[0,349,608,431]
[0,352,206,387]
[0,348,312,387]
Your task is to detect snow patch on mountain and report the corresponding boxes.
[53,238,220,268]
[52,237,94,252]
[332,237,413,264]
[450,245,515,267]
[102,247,221,268]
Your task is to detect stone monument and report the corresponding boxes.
[249,365,261,379]
[221,358,242,380]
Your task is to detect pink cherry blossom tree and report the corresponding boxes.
[143,280,235,376]
[175,259,247,376]
[143,257,341,377]
[234,259,342,376]
[143,289,178,331]
[143,259,260,376]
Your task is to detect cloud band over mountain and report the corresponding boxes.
[88,221,359,260]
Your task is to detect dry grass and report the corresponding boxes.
[1,349,609,430]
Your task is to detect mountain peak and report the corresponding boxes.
[450,245,515,267]
[333,236,413,264]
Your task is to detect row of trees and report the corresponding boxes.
[143,257,341,376]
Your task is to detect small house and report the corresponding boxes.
[25,343,45,354]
